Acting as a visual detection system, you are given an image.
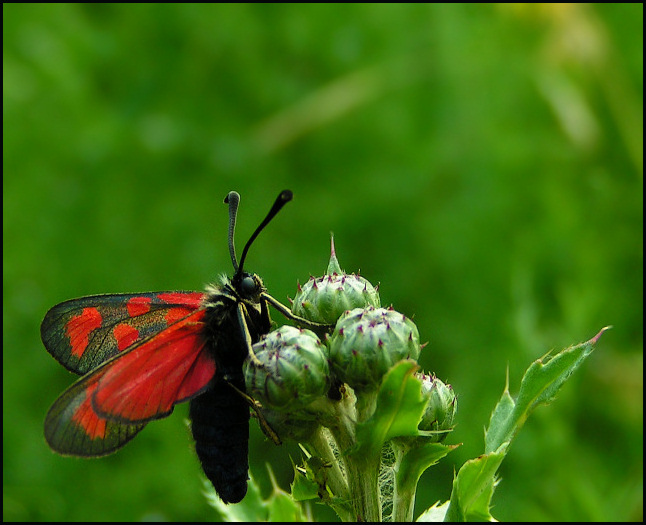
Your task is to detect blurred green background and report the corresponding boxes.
[3,4,642,522]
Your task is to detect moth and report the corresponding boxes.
[41,189,323,503]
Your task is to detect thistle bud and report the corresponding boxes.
[418,373,457,442]
[244,325,330,412]
[291,236,380,325]
[328,306,421,391]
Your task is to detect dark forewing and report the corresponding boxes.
[41,291,205,374]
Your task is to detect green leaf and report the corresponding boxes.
[354,360,428,458]
[207,470,308,522]
[391,441,458,522]
[444,443,508,522]
[416,500,451,522]
[395,441,457,495]
[485,327,609,453]
[443,327,609,522]
[206,474,268,522]
[291,462,321,502]
[266,490,308,522]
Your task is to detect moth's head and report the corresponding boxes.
[232,271,265,301]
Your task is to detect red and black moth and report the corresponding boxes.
[41,190,325,504]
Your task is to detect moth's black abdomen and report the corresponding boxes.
[189,376,250,504]
[191,280,268,503]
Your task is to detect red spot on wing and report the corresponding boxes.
[127,296,152,317]
[71,380,107,440]
[158,292,204,308]
[66,308,103,358]
[165,306,196,325]
[45,363,146,456]
[113,323,140,351]
[93,309,216,422]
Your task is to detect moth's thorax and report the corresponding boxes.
[202,280,236,310]
[200,274,269,374]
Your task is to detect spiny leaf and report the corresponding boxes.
[485,327,609,453]
[354,360,428,458]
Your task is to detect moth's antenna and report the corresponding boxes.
[236,190,293,278]
[224,191,241,273]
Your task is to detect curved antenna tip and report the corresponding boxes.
[225,191,242,272]
[225,191,240,204]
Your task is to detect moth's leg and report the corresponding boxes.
[262,292,335,334]
[230,302,280,443]
[259,294,272,333]
[236,302,264,367]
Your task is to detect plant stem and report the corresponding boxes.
[391,445,416,522]
[306,427,349,501]
[327,412,382,522]
[343,452,382,521]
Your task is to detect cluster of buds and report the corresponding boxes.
[243,237,456,436]
[241,237,458,520]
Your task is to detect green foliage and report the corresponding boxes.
[3,3,641,522]
[485,327,610,455]
[443,329,608,522]
[207,474,309,522]
[204,327,606,522]
[354,362,428,457]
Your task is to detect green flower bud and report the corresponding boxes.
[291,236,380,325]
[244,325,330,412]
[418,373,457,442]
[328,306,421,391]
